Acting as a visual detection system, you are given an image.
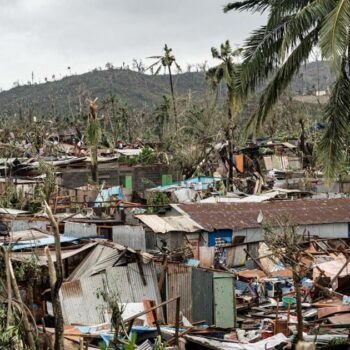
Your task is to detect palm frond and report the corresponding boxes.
[224,0,270,13]
[281,0,333,55]
[146,60,161,72]
[247,27,318,132]
[240,23,286,95]
[320,0,350,68]
[317,63,350,179]
[154,65,162,76]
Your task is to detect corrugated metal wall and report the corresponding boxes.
[64,222,97,238]
[61,262,162,325]
[60,274,106,325]
[191,268,213,325]
[106,263,161,305]
[166,264,192,323]
[112,225,146,250]
[11,220,47,232]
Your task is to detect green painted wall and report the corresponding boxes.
[213,272,235,328]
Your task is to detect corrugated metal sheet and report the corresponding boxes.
[166,264,192,323]
[199,246,215,268]
[107,263,162,305]
[10,236,78,251]
[226,245,247,267]
[136,214,204,233]
[60,274,106,325]
[61,262,162,325]
[106,266,134,302]
[178,198,350,231]
[112,225,146,250]
[11,220,47,232]
[12,242,97,265]
[64,221,97,238]
[69,245,125,280]
[191,268,213,324]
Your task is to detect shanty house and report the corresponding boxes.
[136,214,206,259]
[173,198,350,243]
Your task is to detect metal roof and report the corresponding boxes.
[177,198,350,231]
[69,242,153,280]
[9,236,79,251]
[11,242,97,266]
[136,214,204,233]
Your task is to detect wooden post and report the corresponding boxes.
[79,337,84,350]
[286,301,291,332]
[175,297,181,346]
[158,256,168,292]
[149,300,162,337]
[274,298,280,335]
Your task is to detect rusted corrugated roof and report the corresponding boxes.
[177,198,350,231]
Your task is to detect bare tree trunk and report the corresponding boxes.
[168,66,178,132]
[5,249,12,328]
[227,135,234,192]
[45,202,65,350]
[8,256,37,350]
[91,145,98,183]
[226,98,236,192]
[293,271,304,341]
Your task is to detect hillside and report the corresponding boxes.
[0,61,334,117]
[0,69,208,117]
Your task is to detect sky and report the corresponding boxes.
[0,0,266,90]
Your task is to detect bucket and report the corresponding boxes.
[282,296,296,307]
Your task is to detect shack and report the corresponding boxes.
[174,198,350,243]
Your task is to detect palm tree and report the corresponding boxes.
[147,44,181,132]
[206,40,243,189]
[224,0,350,178]
[153,96,171,144]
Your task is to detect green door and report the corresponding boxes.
[119,175,133,190]
[213,272,235,328]
[161,174,172,186]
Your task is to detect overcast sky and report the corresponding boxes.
[0,0,265,90]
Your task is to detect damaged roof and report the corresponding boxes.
[136,214,204,233]
[177,198,350,231]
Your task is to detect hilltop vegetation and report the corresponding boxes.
[0,61,333,118]
[0,68,207,118]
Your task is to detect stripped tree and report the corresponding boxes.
[44,201,65,350]
[86,98,102,183]
[263,217,305,342]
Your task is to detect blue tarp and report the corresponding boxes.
[152,176,222,192]
[95,186,123,207]
[9,236,79,251]
[208,229,233,247]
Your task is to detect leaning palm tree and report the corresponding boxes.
[224,0,350,178]
[206,40,243,189]
[147,44,181,132]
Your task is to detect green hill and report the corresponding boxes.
[0,61,334,117]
